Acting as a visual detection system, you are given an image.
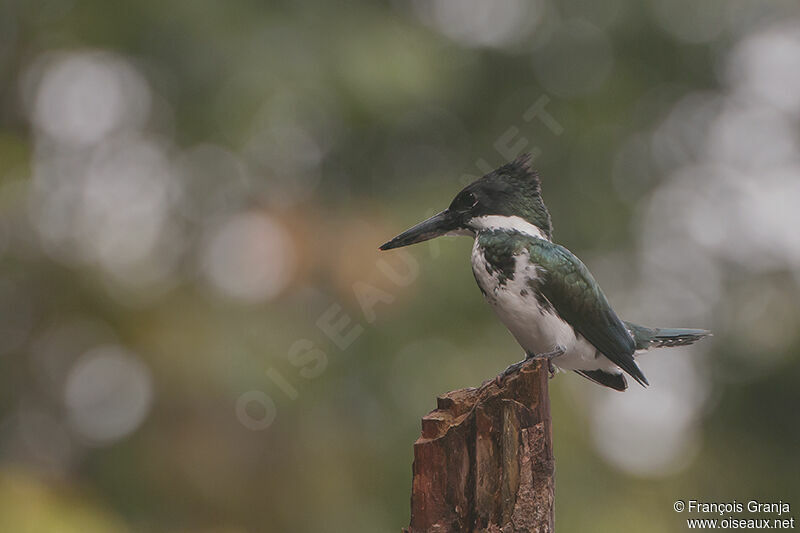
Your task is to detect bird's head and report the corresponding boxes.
[380,153,552,250]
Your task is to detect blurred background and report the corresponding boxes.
[1,0,799,531]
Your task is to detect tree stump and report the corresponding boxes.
[403,359,554,533]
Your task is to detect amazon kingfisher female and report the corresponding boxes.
[380,154,710,391]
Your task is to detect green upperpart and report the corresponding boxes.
[475,229,647,386]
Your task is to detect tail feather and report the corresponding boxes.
[649,328,712,348]
[624,321,712,351]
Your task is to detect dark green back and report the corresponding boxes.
[476,230,647,386]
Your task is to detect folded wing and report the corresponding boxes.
[527,241,648,387]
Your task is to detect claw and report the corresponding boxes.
[496,347,564,386]
[534,345,565,361]
[495,354,533,386]
[532,346,563,379]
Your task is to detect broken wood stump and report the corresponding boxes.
[403,359,554,533]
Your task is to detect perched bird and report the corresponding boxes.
[379,154,710,391]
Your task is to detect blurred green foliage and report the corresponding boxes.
[1,0,799,531]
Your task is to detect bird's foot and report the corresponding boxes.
[495,346,564,387]
[533,346,564,379]
[494,346,566,387]
[495,360,523,387]
[533,345,566,361]
[494,353,534,387]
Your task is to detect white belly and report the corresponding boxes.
[471,242,621,373]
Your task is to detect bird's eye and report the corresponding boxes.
[461,192,478,208]
[451,190,478,211]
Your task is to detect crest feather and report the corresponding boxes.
[513,152,533,169]
[504,153,542,192]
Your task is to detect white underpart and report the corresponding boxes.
[471,242,622,374]
[469,215,550,241]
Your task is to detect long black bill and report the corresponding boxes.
[379,210,458,250]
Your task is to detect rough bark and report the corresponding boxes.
[403,359,554,533]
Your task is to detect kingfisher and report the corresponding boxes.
[379,154,710,391]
